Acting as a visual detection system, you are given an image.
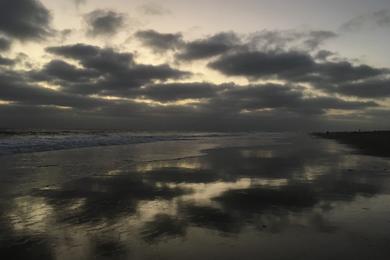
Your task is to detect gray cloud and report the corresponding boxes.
[341,9,390,32]
[84,9,126,37]
[0,56,15,66]
[0,37,12,52]
[46,44,101,60]
[0,68,108,109]
[59,29,73,42]
[46,44,134,74]
[248,30,337,52]
[137,2,170,16]
[43,44,190,96]
[209,51,316,79]
[176,32,241,61]
[139,83,218,101]
[0,0,52,41]
[30,59,98,83]
[135,30,183,53]
[315,50,335,61]
[133,29,337,63]
[0,24,389,131]
[8,39,381,131]
[74,0,87,8]
[303,31,338,50]
[3,50,375,128]
[209,50,387,85]
[210,84,377,115]
[171,30,336,62]
[336,78,390,99]
[126,82,378,115]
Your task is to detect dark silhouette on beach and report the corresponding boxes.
[314,131,390,157]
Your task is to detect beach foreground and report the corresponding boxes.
[1,133,390,260]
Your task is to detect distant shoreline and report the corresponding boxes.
[313,131,390,157]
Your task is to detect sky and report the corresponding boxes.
[0,0,390,131]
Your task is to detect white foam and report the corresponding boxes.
[0,131,239,156]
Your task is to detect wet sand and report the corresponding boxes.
[1,133,390,260]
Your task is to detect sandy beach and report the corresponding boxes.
[1,133,390,260]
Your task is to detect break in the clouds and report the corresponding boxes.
[0,0,52,41]
[0,0,389,131]
[84,9,126,37]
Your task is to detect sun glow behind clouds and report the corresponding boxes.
[0,100,14,105]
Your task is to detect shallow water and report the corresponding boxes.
[1,133,390,260]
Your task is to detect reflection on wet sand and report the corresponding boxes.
[1,133,390,259]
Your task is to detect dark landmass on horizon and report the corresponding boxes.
[314,130,390,157]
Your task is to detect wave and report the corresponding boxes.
[0,130,240,156]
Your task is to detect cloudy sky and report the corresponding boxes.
[0,0,389,131]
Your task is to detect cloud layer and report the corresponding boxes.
[84,9,126,37]
[0,0,52,41]
[0,0,389,131]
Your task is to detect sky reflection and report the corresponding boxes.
[1,133,390,259]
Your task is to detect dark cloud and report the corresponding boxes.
[3,54,379,131]
[209,50,387,85]
[0,0,52,41]
[0,25,388,131]
[29,56,374,115]
[209,51,316,79]
[46,44,101,60]
[303,31,338,50]
[315,62,386,83]
[0,56,14,66]
[43,44,190,95]
[214,84,377,115]
[84,9,126,37]
[315,50,335,61]
[176,32,241,61]
[336,78,390,98]
[135,30,183,52]
[139,83,218,101]
[0,68,109,109]
[30,59,98,83]
[48,45,134,73]
[141,29,337,62]
[154,29,337,63]
[0,37,12,52]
